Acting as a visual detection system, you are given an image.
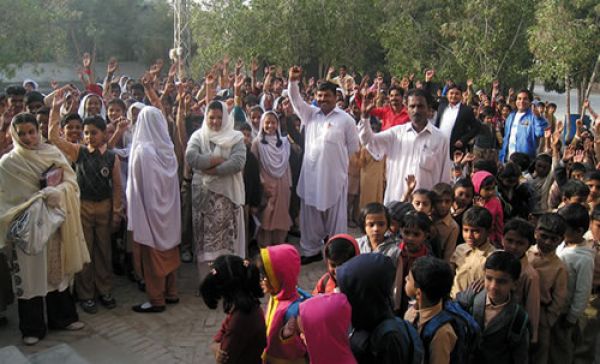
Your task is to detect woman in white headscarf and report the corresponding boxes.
[185,101,246,281]
[77,93,106,120]
[127,106,181,313]
[251,111,292,246]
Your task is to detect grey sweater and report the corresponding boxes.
[556,242,595,324]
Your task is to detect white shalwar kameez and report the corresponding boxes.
[358,118,452,205]
[288,81,360,256]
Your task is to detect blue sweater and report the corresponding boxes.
[499,109,547,162]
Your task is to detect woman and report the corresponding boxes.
[0,113,89,345]
[127,106,181,313]
[251,111,292,246]
[185,101,246,280]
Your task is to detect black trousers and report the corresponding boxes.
[18,289,79,338]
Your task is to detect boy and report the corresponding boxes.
[405,256,458,364]
[584,170,600,210]
[502,218,541,345]
[450,206,496,297]
[49,93,122,314]
[432,183,460,262]
[357,202,401,263]
[560,180,590,207]
[527,213,568,364]
[550,204,595,363]
[457,251,530,364]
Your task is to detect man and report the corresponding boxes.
[499,89,548,162]
[359,88,452,204]
[24,91,45,114]
[5,85,26,115]
[327,65,355,96]
[356,86,410,131]
[435,84,480,157]
[288,66,360,264]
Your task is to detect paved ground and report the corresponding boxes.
[0,250,327,363]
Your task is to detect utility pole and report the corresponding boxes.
[172,0,191,79]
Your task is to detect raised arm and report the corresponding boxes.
[287,66,313,124]
[357,94,395,159]
[103,57,118,100]
[48,88,81,163]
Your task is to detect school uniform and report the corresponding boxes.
[433,214,459,262]
[513,255,541,343]
[450,241,496,298]
[405,302,457,364]
[527,245,568,364]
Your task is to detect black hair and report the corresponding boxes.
[207,100,224,113]
[5,85,26,97]
[61,113,83,128]
[239,123,252,133]
[400,211,432,235]
[432,183,453,201]
[480,106,495,119]
[446,83,462,93]
[537,213,567,237]
[259,111,283,147]
[386,201,415,224]
[411,256,455,303]
[592,204,600,222]
[107,98,127,112]
[413,188,434,202]
[24,91,44,105]
[547,103,557,109]
[534,153,552,166]
[82,115,107,131]
[316,81,338,95]
[584,170,600,182]
[359,202,391,234]
[509,152,531,173]
[503,218,535,246]
[502,104,512,111]
[11,112,38,129]
[325,237,357,264]
[479,175,496,189]
[249,105,263,115]
[200,255,263,314]
[406,88,433,107]
[36,107,50,116]
[558,203,590,232]
[109,82,121,93]
[244,94,258,107]
[516,89,533,102]
[561,180,590,199]
[0,93,5,103]
[454,177,474,193]
[498,162,521,180]
[388,86,404,97]
[570,162,587,176]
[485,251,521,281]
[473,159,498,176]
[462,206,493,230]
[130,83,145,93]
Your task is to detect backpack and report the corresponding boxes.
[283,287,312,322]
[366,317,424,364]
[421,300,481,364]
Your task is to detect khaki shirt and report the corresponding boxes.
[406,302,457,364]
[434,214,460,262]
[514,255,541,343]
[450,241,496,297]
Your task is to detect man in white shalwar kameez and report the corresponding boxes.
[287,66,360,263]
[358,89,452,204]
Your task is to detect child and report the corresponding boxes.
[283,293,357,364]
[451,178,474,246]
[550,204,595,363]
[525,153,555,213]
[496,162,532,220]
[457,251,530,364]
[432,183,460,262]
[201,255,266,364]
[584,170,600,210]
[473,107,500,162]
[501,218,541,345]
[106,98,127,125]
[313,234,359,294]
[357,202,401,263]
[405,256,471,364]
[61,113,83,144]
[251,111,292,246]
[450,206,496,298]
[560,180,590,207]
[386,200,415,239]
[527,213,568,364]
[49,91,122,314]
[471,170,504,248]
[241,123,262,252]
[411,188,434,216]
[578,205,600,363]
[257,244,306,364]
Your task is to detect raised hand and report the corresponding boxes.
[583,99,590,109]
[168,61,178,79]
[234,73,245,90]
[492,79,500,90]
[453,150,464,164]
[574,149,585,163]
[462,152,476,163]
[425,68,435,82]
[361,93,375,117]
[50,80,59,90]
[205,71,216,86]
[82,52,92,68]
[52,87,69,109]
[107,57,118,74]
[288,66,302,82]
[466,79,473,88]
[405,174,417,192]
[222,55,230,66]
[328,66,335,75]
[235,58,243,72]
[251,58,259,73]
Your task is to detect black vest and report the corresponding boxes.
[76,147,115,201]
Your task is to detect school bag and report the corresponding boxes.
[283,287,312,322]
[421,300,481,364]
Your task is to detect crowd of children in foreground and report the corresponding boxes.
[0,54,599,364]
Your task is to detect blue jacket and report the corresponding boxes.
[499,109,547,162]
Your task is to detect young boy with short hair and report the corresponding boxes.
[432,183,460,262]
[527,213,568,364]
[560,180,590,207]
[450,206,497,298]
[457,251,530,364]
[502,218,541,345]
[584,170,600,210]
[550,204,595,363]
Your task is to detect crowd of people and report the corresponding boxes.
[0,53,599,364]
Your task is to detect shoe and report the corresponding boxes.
[80,299,98,314]
[65,321,85,331]
[165,297,180,305]
[132,302,165,313]
[181,250,193,263]
[23,336,39,345]
[99,294,117,309]
[300,252,323,265]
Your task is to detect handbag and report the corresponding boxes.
[7,198,65,255]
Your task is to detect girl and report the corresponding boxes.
[472,170,504,248]
[258,244,307,364]
[411,188,434,216]
[201,255,266,364]
[186,101,246,282]
[497,162,532,220]
[127,107,181,313]
[313,234,359,294]
[251,111,292,246]
[356,202,401,264]
[61,113,83,144]
[452,177,474,245]
[78,93,106,119]
[524,153,555,213]
[247,105,263,138]
[0,113,89,345]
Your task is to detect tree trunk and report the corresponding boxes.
[566,74,571,140]
[577,81,583,114]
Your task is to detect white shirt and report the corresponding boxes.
[288,81,360,211]
[439,103,460,140]
[358,119,452,204]
[508,112,525,157]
